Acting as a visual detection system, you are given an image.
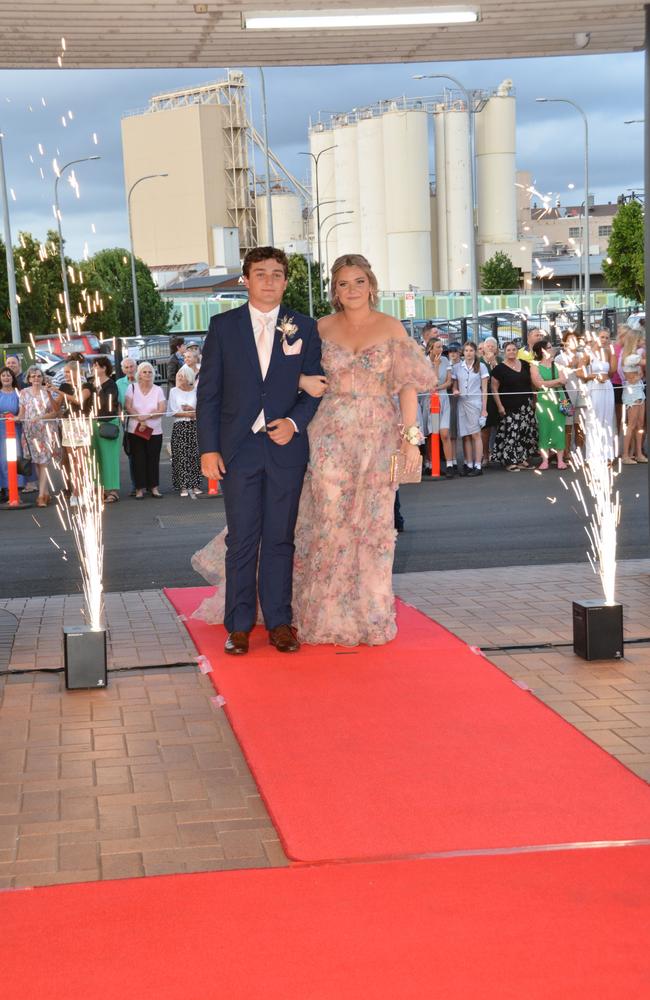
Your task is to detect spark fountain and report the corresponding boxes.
[568,391,624,660]
[59,366,108,688]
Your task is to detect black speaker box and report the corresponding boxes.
[572,601,623,661]
[63,626,107,689]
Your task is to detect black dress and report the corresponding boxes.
[490,361,538,466]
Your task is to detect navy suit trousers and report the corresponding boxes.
[220,430,306,633]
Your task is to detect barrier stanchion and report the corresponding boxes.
[2,414,32,510]
[429,392,441,479]
[208,478,219,496]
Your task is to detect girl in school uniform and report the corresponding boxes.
[451,341,489,476]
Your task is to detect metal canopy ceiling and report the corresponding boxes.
[0,1,643,68]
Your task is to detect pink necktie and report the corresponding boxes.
[256,314,274,379]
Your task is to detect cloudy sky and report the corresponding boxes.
[0,51,643,260]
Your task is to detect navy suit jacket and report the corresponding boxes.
[196,303,322,468]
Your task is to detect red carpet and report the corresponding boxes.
[166,588,650,863]
[3,847,650,999]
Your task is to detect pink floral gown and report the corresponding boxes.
[191,337,435,646]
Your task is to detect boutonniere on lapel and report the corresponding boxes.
[277,315,303,356]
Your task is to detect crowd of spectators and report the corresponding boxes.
[0,337,204,505]
[0,320,647,506]
[418,320,647,477]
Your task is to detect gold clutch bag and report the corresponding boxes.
[390,451,423,485]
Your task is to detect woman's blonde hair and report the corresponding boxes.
[330,254,379,311]
[621,327,643,363]
[136,362,155,379]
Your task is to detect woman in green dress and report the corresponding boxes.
[91,356,121,502]
[530,339,568,470]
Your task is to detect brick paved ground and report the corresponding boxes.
[0,560,648,888]
[0,590,196,671]
[0,668,286,889]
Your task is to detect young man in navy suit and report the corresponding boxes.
[197,247,322,656]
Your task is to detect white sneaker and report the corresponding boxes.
[180,489,189,497]
[70,495,78,508]
[193,488,203,495]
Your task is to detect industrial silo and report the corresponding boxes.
[382,108,432,291]
[441,104,472,292]
[308,124,338,269]
[475,80,517,244]
[433,105,449,290]
[257,189,304,247]
[356,113,388,290]
[331,119,361,270]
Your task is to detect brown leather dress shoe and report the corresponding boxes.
[268,624,300,653]
[224,631,250,656]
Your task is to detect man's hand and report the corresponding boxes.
[201,451,227,480]
[266,418,295,446]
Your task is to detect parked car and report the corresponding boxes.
[33,333,103,358]
[626,311,645,330]
[33,350,61,368]
[209,290,248,302]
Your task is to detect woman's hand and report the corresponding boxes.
[400,439,421,474]
[299,374,328,398]
[497,404,506,417]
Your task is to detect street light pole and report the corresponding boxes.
[413,73,479,327]
[258,67,274,246]
[324,220,353,279]
[0,127,20,344]
[306,246,314,318]
[536,97,590,326]
[318,209,353,283]
[53,154,101,334]
[299,145,336,297]
[127,173,168,338]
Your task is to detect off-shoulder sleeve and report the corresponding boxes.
[390,338,437,395]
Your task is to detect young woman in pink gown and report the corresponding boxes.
[192,254,435,646]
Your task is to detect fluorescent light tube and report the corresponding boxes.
[243,8,479,30]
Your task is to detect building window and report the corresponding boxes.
[568,227,581,238]
[598,225,612,237]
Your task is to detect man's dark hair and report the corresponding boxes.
[0,366,17,388]
[242,246,289,278]
[66,351,85,363]
[170,336,185,354]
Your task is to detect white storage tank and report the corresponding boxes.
[433,105,448,290]
[356,113,388,291]
[442,104,472,292]
[257,190,304,248]
[331,120,361,270]
[308,124,338,268]
[381,108,432,291]
[476,79,517,244]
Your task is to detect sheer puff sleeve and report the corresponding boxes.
[390,338,437,395]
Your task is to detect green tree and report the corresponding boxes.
[10,230,86,338]
[601,200,644,302]
[83,248,178,339]
[283,254,330,318]
[480,251,521,293]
